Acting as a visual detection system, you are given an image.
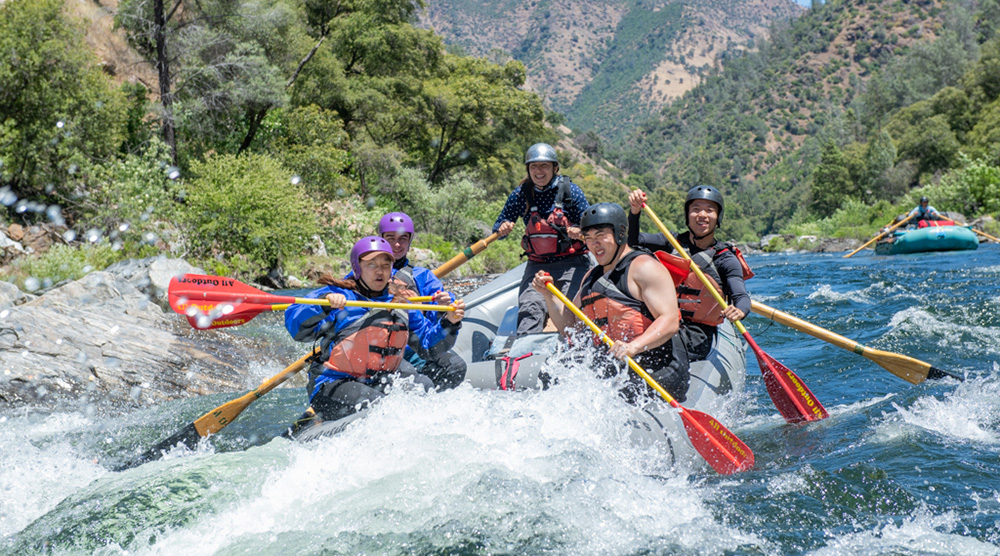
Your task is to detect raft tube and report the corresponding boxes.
[875,225,979,255]
[295,262,748,470]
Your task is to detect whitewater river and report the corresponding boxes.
[2,245,999,555]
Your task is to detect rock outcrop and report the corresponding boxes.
[0,257,274,414]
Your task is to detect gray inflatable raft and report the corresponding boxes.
[298,263,748,469]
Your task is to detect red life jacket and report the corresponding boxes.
[520,177,586,262]
[323,308,410,379]
[917,219,956,228]
[655,250,725,326]
[579,250,676,365]
[652,236,754,326]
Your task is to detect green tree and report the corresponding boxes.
[0,0,127,205]
[181,153,319,278]
[896,114,960,175]
[865,129,898,199]
[810,142,854,217]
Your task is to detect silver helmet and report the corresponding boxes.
[524,143,559,166]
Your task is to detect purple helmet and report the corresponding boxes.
[378,212,414,236]
[350,236,394,277]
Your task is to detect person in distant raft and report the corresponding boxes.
[907,196,944,222]
[377,211,466,390]
[627,186,752,361]
[493,142,592,336]
[532,203,691,403]
[285,237,466,425]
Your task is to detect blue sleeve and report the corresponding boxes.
[412,266,446,298]
[566,182,590,225]
[493,188,527,234]
[285,286,344,343]
[407,307,460,354]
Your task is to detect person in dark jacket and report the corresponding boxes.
[493,142,592,336]
[627,186,751,361]
[285,236,466,425]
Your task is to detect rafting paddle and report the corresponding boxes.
[971,228,1000,243]
[168,274,456,318]
[844,213,916,258]
[642,203,828,423]
[115,349,319,471]
[544,282,754,475]
[432,233,500,278]
[750,301,962,383]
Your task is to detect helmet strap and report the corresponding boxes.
[355,276,385,299]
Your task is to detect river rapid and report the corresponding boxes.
[2,246,999,555]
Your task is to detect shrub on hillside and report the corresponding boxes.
[180,153,319,278]
[81,137,180,256]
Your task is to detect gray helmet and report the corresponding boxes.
[524,143,559,166]
[920,196,929,203]
[685,185,725,227]
[580,203,627,246]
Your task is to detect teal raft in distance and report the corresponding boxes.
[875,225,979,255]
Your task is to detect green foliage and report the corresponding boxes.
[810,142,854,218]
[566,3,685,140]
[180,153,320,278]
[6,244,123,292]
[0,0,128,204]
[379,168,492,245]
[914,154,1000,217]
[82,137,181,256]
[784,198,902,239]
[256,105,354,199]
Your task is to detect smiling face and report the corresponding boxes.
[358,252,394,290]
[528,161,555,188]
[582,226,619,266]
[687,199,720,238]
[381,231,411,261]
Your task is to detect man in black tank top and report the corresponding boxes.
[532,203,691,403]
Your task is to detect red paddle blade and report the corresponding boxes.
[168,274,290,311]
[744,332,828,423]
[186,303,273,330]
[680,408,754,475]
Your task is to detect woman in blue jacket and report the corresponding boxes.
[285,236,465,424]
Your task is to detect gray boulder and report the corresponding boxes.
[0,266,269,414]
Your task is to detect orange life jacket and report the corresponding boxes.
[323,308,410,379]
[520,177,586,262]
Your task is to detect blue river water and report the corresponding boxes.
[1,245,999,555]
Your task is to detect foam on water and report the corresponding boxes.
[873,375,1000,445]
[887,307,1000,357]
[6,350,766,555]
[810,506,1000,556]
[0,412,107,538]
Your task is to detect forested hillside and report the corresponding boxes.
[616,0,1000,241]
[0,0,631,287]
[420,0,802,141]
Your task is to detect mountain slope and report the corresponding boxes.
[419,0,802,140]
[617,0,987,239]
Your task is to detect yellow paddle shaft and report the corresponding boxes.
[844,213,915,258]
[545,282,680,406]
[292,298,456,312]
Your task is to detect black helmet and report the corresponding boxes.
[685,185,724,227]
[920,196,929,203]
[580,203,627,245]
[524,143,559,166]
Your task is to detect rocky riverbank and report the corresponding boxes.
[0,256,279,414]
